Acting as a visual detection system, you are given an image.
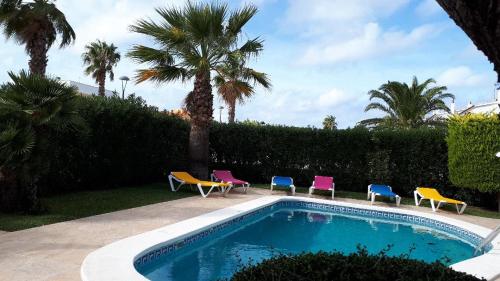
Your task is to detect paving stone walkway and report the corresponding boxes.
[0,189,498,281]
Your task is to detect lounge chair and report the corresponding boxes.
[270,176,295,195]
[414,187,467,214]
[309,176,335,199]
[211,170,250,193]
[168,171,231,198]
[367,184,401,206]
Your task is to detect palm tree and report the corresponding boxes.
[128,2,263,178]
[214,57,271,123]
[82,40,121,97]
[0,70,83,212]
[0,0,75,75]
[360,77,454,129]
[323,115,337,130]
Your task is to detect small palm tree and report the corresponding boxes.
[82,40,121,97]
[0,70,83,212]
[214,56,271,123]
[0,0,75,75]
[128,2,263,178]
[360,77,454,129]
[323,115,337,130]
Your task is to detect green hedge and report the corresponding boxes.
[230,251,483,281]
[210,123,450,196]
[28,96,494,209]
[447,114,500,193]
[39,95,189,194]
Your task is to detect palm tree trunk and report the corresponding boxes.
[497,192,500,212]
[0,167,20,212]
[228,99,236,123]
[186,71,213,179]
[98,70,106,97]
[27,32,49,75]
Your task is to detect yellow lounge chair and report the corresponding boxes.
[168,171,231,198]
[414,187,467,214]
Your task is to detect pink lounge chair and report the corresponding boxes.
[211,170,250,193]
[309,176,335,199]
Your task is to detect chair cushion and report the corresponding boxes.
[313,176,333,190]
[273,176,293,187]
[370,185,397,197]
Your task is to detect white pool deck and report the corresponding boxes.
[1,188,499,281]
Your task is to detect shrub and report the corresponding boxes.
[0,71,84,212]
[210,123,449,196]
[40,95,190,194]
[447,114,500,210]
[230,250,483,281]
[15,96,493,210]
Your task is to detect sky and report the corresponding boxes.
[0,0,498,128]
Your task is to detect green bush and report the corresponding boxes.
[23,97,494,209]
[447,114,500,209]
[230,251,483,281]
[39,95,190,194]
[210,123,450,196]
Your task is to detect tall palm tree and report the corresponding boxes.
[0,0,75,75]
[0,70,83,212]
[82,40,121,97]
[214,57,271,123]
[128,2,263,178]
[360,77,454,129]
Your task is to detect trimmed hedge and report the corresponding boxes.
[210,123,450,196]
[447,114,500,193]
[26,96,494,209]
[40,95,189,194]
[230,251,483,281]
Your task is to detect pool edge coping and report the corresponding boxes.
[80,196,500,281]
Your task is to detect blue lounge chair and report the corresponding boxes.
[367,184,401,206]
[271,176,296,195]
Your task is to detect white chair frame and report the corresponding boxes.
[211,173,250,193]
[414,189,467,214]
[309,181,335,200]
[367,184,401,206]
[168,174,231,198]
[270,176,296,195]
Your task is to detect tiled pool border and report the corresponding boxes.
[133,200,487,269]
[81,196,500,281]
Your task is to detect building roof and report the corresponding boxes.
[458,100,500,115]
[62,80,115,97]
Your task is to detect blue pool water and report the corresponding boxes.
[137,204,476,281]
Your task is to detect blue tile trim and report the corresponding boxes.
[134,200,488,269]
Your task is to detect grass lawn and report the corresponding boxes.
[252,184,500,219]
[1,183,499,232]
[0,183,194,232]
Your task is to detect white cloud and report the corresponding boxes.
[437,66,489,87]
[58,0,185,52]
[300,23,440,65]
[283,0,410,37]
[415,0,442,18]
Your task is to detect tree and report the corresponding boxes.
[128,1,263,178]
[436,1,500,82]
[0,70,83,212]
[360,77,454,129]
[0,0,75,75]
[82,40,121,97]
[322,115,337,130]
[214,56,271,123]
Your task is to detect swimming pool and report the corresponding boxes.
[81,197,500,281]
